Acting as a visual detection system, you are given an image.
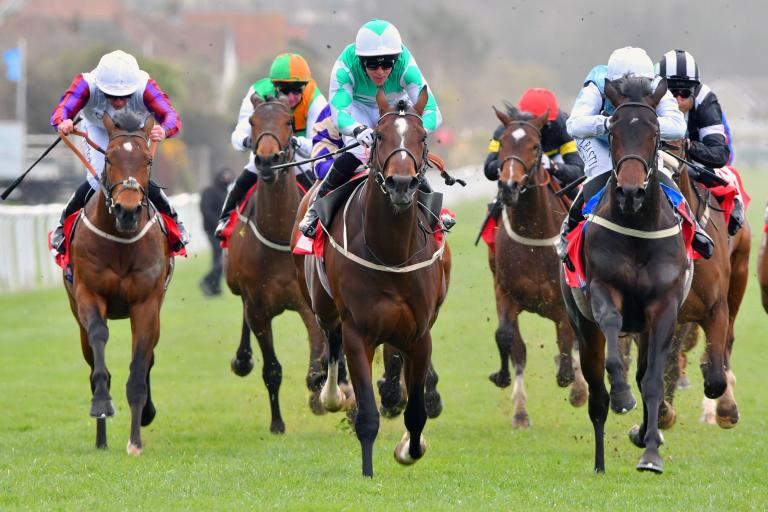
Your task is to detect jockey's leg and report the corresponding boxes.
[416,180,456,230]
[148,182,189,251]
[299,152,362,238]
[728,197,745,236]
[52,180,93,254]
[214,165,258,239]
[657,172,714,259]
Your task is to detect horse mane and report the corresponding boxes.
[503,101,534,122]
[112,111,146,132]
[612,75,653,101]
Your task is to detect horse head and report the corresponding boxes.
[102,111,153,233]
[249,93,294,183]
[605,76,666,214]
[371,86,429,212]
[492,105,548,207]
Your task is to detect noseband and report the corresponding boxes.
[371,109,429,193]
[251,101,294,170]
[498,120,544,193]
[102,132,152,214]
[608,102,660,188]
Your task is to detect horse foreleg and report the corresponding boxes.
[76,297,114,423]
[698,301,728,400]
[489,284,513,388]
[141,355,156,427]
[341,323,378,477]
[297,303,327,415]
[424,360,443,419]
[578,320,609,473]
[554,318,576,388]
[590,281,636,414]
[76,324,109,449]
[126,301,160,456]
[320,326,345,413]
[248,307,284,434]
[231,299,254,377]
[378,345,406,418]
[395,334,431,466]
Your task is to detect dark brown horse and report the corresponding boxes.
[487,105,587,428]
[225,95,327,433]
[560,77,691,473]
[656,144,750,429]
[65,112,170,454]
[293,87,451,477]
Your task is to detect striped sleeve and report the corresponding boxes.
[143,78,181,138]
[311,105,344,179]
[402,60,441,133]
[50,74,90,128]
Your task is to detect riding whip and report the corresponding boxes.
[1,116,82,200]
[659,146,729,187]
[270,140,361,170]
[555,175,586,197]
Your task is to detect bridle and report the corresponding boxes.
[498,120,545,194]
[102,132,152,215]
[370,108,429,194]
[251,101,294,171]
[608,101,660,189]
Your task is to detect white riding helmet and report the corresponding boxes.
[93,50,141,96]
[607,47,655,80]
[355,19,403,57]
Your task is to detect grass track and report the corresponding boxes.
[1,170,767,510]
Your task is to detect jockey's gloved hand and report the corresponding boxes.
[602,116,611,134]
[541,154,552,171]
[353,125,375,148]
[242,136,252,149]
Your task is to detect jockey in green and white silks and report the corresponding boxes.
[299,19,443,238]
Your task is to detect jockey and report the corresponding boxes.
[298,18,443,238]
[214,53,328,238]
[657,49,744,235]
[484,88,585,195]
[50,50,186,253]
[556,46,714,264]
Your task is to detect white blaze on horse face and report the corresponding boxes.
[123,142,133,152]
[511,128,526,141]
[395,117,408,159]
[630,117,639,124]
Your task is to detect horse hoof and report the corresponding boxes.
[126,441,142,456]
[308,391,327,415]
[140,400,156,427]
[489,371,512,388]
[425,391,443,419]
[230,355,254,377]
[555,354,575,387]
[636,452,663,474]
[676,374,691,390]
[393,432,426,465]
[658,401,677,430]
[380,404,404,419]
[512,411,530,429]
[569,384,589,407]
[270,420,286,434]
[715,405,739,429]
[321,382,345,413]
[340,383,356,410]
[90,398,115,418]
[609,385,636,414]
[628,425,644,448]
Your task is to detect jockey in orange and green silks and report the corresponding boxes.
[216,53,328,238]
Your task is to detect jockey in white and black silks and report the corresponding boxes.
[50,50,186,253]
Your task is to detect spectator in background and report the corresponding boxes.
[199,167,234,297]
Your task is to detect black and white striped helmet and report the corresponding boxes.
[657,49,700,86]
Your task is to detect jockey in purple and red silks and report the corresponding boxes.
[49,49,187,253]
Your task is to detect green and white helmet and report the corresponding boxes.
[355,19,403,57]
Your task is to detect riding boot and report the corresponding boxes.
[727,197,745,236]
[555,190,585,270]
[299,152,362,238]
[148,182,189,252]
[214,170,258,239]
[52,180,92,254]
[418,180,456,231]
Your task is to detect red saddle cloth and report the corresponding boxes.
[711,165,750,225]
[481,216,498,252]
[49,209,186,270]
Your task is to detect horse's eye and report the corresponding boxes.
[376,133,383,141]
[534,143,541,151]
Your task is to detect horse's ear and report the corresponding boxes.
[375,87,390,113]
[649,77,668,107]
[493,106,512,126]
[142,114,155,139]
[531,109,549,130]
[413,85,429,116]
[278,94,291,108]
[102,112,116,135]
[604,79,624,108]
[250,92,264,109]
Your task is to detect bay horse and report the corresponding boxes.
[65,111,170,454]
[225,94,328,433]
[655,142,750,429]
[487,105,587,428]
[560,77,691,474]
[293,87,451,477]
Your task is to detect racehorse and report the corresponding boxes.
[293,87,451,477]
[487,105,587,428]
[758,214,768,313]
[655,141,750,429]
[560,76,691,473]
[65,112,170,454]
[225,94,327,433]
